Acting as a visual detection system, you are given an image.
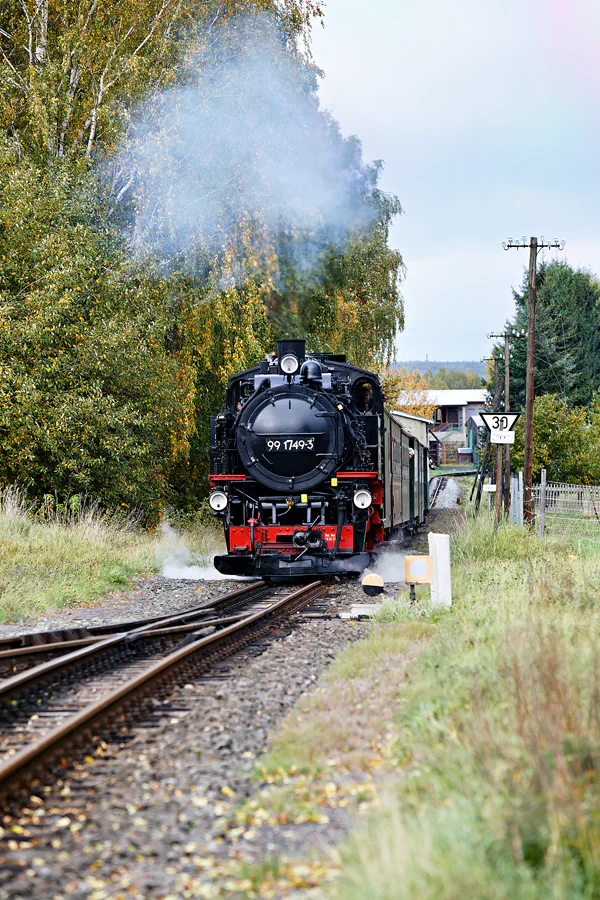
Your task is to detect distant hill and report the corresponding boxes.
[394,360,487,378]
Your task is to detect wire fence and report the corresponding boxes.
[479,469,600,544]
[532,478,600,541]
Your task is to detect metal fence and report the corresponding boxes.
[481,470,600,543]
[532,473,600,541]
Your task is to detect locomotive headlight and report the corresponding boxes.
[353,489,372,510]
[209,491,228,512]
[280,353,299,375]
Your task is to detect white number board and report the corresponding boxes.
[480,413,520,445]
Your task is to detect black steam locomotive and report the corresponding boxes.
[209,340,429,579]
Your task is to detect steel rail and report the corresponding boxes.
[0,581,323,799]
[0,613,249,662]
[0,580,265,652]
[429,476,446,508]
[0,581,271,698]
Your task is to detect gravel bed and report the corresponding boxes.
[435,477,462,509]
[1,581,369,900]
[0,575,258,639]
[1,506,462,897]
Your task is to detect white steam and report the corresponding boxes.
[156,522,250,581]
[115,13,375,274]
[363,550,408,584]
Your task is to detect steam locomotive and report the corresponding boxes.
[209,340,429,579]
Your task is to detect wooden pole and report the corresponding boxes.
[503,332,511,517]
[524,238,538,526]
[502,238,564,522]
[494,358,503,528]
[494,445,503,527]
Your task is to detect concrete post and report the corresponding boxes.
[518,471,524,527]
[539,468,547,538]
[428,532,452,608]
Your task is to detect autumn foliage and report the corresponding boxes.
[0,2,405,517]
[381,369,436,419]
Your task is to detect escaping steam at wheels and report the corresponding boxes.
[209,340,429,579]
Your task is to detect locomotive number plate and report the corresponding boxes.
[265,437,315,452]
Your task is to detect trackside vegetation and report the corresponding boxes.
[0,1,405,519]
[492,260,600,484]
[214,513,600,898]
[335,519,600,899]
[504,260,600,410]
[0,487,218,622]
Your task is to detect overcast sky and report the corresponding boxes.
[311,0,600,362]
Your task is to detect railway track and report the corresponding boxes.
[0,580,325,804]
[0,580,270,679]
[429,475,447,508]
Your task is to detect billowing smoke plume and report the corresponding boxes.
[115,13,376,273]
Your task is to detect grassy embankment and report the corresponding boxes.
[334,519,600,899]
[0,487,220,623]
[209,510,600,898]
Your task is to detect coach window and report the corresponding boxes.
[354,381,374,413]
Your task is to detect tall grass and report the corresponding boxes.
[332,515,600,899]
[0,486,220,622]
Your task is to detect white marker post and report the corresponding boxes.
[428,532,452,608]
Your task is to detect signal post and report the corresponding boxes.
[481,412,520,526]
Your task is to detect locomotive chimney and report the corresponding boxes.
[276,339,306,375]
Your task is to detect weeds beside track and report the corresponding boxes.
[331,516,600,899]
[0,485,222,622]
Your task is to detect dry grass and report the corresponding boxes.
[331,518,600,899]
[0,486,221,622]
[465,619,600,880]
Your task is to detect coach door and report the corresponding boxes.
[391,428,403,526]
[401,432,410,526]
[409,438,416,521]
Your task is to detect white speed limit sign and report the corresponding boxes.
[480,412,520,444]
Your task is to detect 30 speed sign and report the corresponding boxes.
[480,413,520,444]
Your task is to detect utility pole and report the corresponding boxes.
[493,357,503,527]
[503,333,510,516]
[502,237,564,526]
[488,331,512,516]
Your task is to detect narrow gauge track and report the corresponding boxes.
[429,475,447,509]
[0,581,264,651]
[0,581,324,803]
[0,581,269,680]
